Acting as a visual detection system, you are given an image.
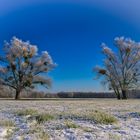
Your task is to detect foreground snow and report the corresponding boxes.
[0,99,140,140]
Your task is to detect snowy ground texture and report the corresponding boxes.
[0,99,140,140]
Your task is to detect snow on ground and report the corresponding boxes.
[0,99,139,140]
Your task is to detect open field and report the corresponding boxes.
[0,99,140,140]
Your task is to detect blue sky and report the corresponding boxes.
[1,0,140,92]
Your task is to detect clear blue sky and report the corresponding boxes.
[0,0,140,92]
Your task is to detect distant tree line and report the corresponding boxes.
[0,89,140,99]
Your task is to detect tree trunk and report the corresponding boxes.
[116,93,121,100]
[15,90,20,100]
[122,90,127,99]
[113,88,121,100]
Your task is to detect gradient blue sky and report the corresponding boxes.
[1,0,140,92]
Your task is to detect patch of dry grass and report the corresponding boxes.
[64,120,79,128]
[59,109,117,124]
[35,113,54,124]
[16,109,38,116]
[85,110,117,124]
[16,108,54,124]
[0,120,14,127]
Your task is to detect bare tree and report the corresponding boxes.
[0,37,55,99]
[94,37,140,99]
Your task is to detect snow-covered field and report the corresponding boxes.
[0,99,140,140]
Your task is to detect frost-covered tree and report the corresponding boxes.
[94,37,140,99]
[0,37,55,99]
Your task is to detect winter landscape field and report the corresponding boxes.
[1,0,140,140]
[0,99,140,140]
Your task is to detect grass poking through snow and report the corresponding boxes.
[16,109,54,124]
[16,109,38,116]
[0,120,14,127]
[86,110,117,124]
[64,120,79,129]
[35,113,54,124]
